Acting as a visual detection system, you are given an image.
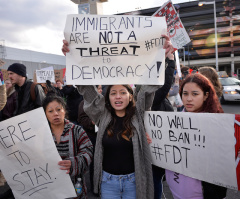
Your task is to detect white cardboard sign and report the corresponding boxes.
[36,67,55,83]
[0,108,77,199]
[64,14,167,85]
[144,111,238,190]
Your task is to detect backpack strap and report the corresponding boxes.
[30,82,37,102]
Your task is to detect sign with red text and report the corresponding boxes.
[64,14,167,85]
[153,0,190,50]
[0,108,77,199]
[144,111,238,190]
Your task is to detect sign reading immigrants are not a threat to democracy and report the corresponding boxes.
[0,108,77,199]
[144,111,239,190]
[64,14,167,85]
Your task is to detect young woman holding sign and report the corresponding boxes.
[42,94,93,199]
[62,35,175,199]
[165,73,227,199]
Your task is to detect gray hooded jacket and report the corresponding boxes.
[77,84,161,199]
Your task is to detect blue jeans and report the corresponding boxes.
[101,171,136,199]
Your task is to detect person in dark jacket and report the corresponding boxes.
[152,57,175,112]
[7,63,46,116]
[55,79,65,97]
[62,85,83,124]
[151,56,176,199]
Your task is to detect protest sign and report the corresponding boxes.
[54,69,64,82]
[0,68,8,81]
[34,69,63,83]
[0,108,77,199]
[144,111,239,190]
[0,59,5,67]
[36,67,55,83]
[64,14,167,85]
[153,0,190,50]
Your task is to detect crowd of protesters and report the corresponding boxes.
[0,34,239,199]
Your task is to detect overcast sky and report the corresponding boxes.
[0,0,195,56]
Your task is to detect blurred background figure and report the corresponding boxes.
[0,71,6,111]
[0,79,17,121]
[62,85,83,124]
[180,66,190,82]
[198,66,223,99]
[55,79,64,97]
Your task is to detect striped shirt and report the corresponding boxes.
[52,119,93,199]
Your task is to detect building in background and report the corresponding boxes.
[69,0,239,78]
[117,0,240,78]
[0,45,65,80]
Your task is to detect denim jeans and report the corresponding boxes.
[101,171,136,199]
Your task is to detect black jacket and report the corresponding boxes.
[151,59,175,112]
[14,80,45,116]
[62,85,83,122]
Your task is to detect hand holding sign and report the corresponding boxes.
[58,160,71,174]
[162,34,174,59]
[0,108,77,199]
[64,14,168,85]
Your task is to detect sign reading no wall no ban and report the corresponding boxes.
[144,111,238,190]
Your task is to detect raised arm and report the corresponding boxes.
[77,85,105,126]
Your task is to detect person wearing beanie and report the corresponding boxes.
[0,71,7,111]
[7,63,27,87]
[7,63,46,116]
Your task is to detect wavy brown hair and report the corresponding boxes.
[180,73,223,113]
[198,66,223,98]
[105,85,135,141]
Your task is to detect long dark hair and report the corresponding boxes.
[105,85,136,141]
[180,73,223,113]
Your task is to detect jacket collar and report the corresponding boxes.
[15,79,28,92]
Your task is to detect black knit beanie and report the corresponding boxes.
[8,63,27,77]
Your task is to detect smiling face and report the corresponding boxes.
[45,101,66,125]
[109,85,132,117]
[182,82,209,113]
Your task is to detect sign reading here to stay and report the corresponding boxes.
[0,108,76,199]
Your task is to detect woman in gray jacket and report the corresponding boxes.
[62,35,174,199]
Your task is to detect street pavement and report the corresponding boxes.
[221,101,240,114]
